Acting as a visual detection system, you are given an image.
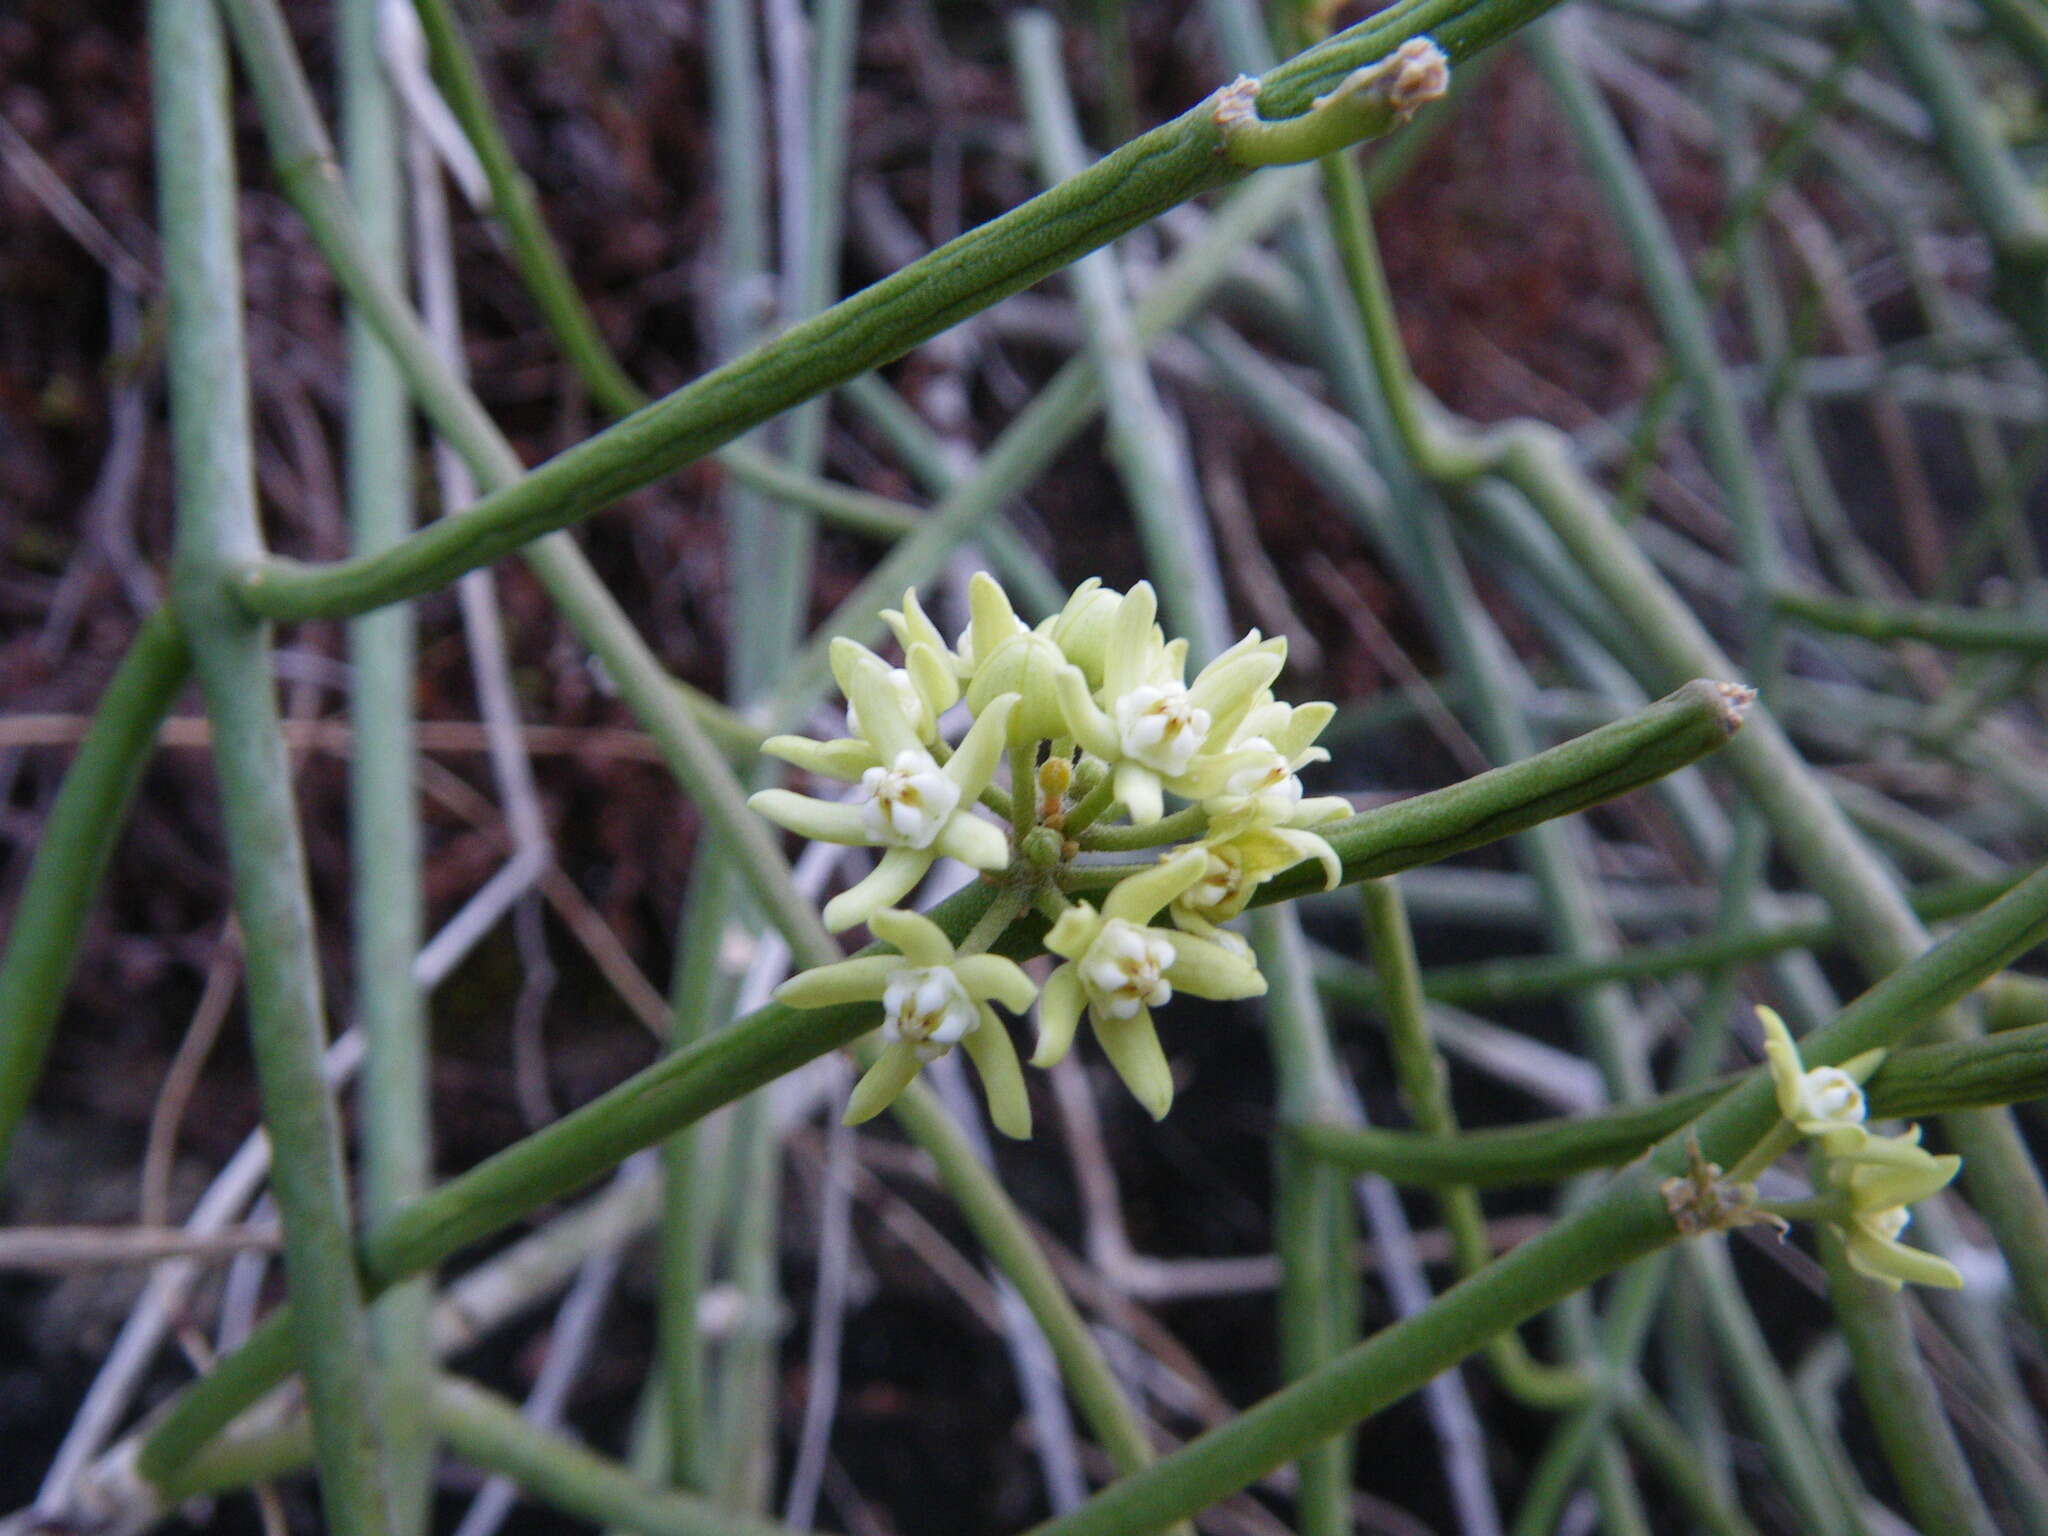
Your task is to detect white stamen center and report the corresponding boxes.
[1083,919,1176,1020]
[858,749,959,849]
[1113,684,1211,776]
[882,966,977,1063]
[1223,737,1304,820]
[1794,1067,1866,1128]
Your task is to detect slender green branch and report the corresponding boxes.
[1817,1209,2000,1535]
[0,610,190,1175]
[1316,873,2014,1012]
[1061,679,1744,900]
[231,0,1567,624]
[154,0,395,1524]
[1023,860,2048,1536]
[1360,879,1587,1405]
[432,1377,801,1536]
[133,689,1742,1481]
[342,0,431,1524]
[406,0,644,418]
[1776,588,2048,655]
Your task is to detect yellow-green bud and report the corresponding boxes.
[1021,824,1065,870]
[966,631,1068,746]
[1049,578,1125,689]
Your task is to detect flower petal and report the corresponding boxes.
[1165,931,1269,1000]
[946,692,1018,800]
[934,812,1010,871]
[774,955,900,1009]
[1844,1226,1964,1290]
[1102,582,1158,701]
[1104,847,1212,927]
[866,908,955,969]
[761,734,881,781]
[1756,1006,1805,1123]
[844,1041,925,1125]
[907,643,961,715]
[1090,1005,1175,1120]
[823,846,934,933]
[953,953,1037,1014]
[961,1003,1031,1139]
[1055,666,1120,760]
[834,640,923,760]
[967,572,1024,668]
[1273,828,1342,890]
[1033,963,1087,1066]
[749,790,872,846]
[1114,761,1164,826]
[1044,903,1102,960]
[1186,649,1284,729]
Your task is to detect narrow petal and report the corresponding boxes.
[762,734,880,781]
[1851,1153,1962,1210]
[835,640,922,760]
[1165,931,1269,1000]
[1273,828,1342,891]
[1115,761,1164,826]
[1291,795,1353,828]
[1103,582,1158,700]
[1273,701,1336,759]
[1756,1006,1805,1122]
[935,813,1010,871]
[1104,847,1212,926]
[1055,666,1120,760]
[1032,963,1087,1066]
[907,644,960,715]
[823,846,933,933]
[1044,903,1102,961]
[944,692,1017,798]
[866,908,955,968]
[844,1042,924,1125]
[749,789,872,846]
[1186,649,1284,726]
[1844,1229,1964,1290]
[953,954,1037,1014]
[774,955,899,1008]
[967,571,1022,667]
[962,1004,1031,1139]
[1091,1006,1175,1120]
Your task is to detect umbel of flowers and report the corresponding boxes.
[750,574,1348,1131]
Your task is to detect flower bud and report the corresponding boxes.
[1049,578,1125,688]
[966,630,1069,746]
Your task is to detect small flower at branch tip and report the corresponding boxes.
[773,908,1036,1138]
[1756,1005,1883,1138]
[1751,1007,1963,1289]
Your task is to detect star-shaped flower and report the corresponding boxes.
[751,641,1017,932]
[1054,583,1285,824]
[774,908,1035,1137]
[1035,847,1267,1118]
[1756,1006,1884,1143]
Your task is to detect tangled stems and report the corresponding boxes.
[1022,858,2048,1536]
[133,683,1745,1484]
[1301,1019,2048,1189]
[228,0,1566,625]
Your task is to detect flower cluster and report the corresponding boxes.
[1758,1007,1964,1291]
[750,574,1350,1129]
